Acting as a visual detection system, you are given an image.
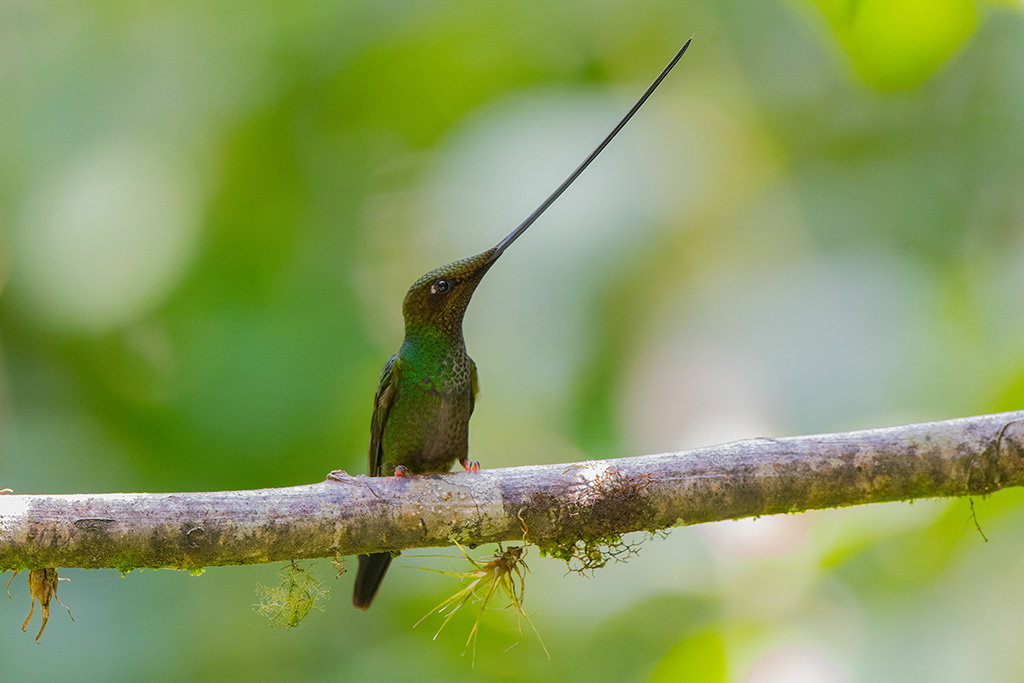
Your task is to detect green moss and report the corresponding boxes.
[539,532,648,574]
[254,561,329,629]
[112,551,144,576]
[538,463,663,572]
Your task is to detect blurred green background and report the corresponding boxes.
[2,0,1024,680]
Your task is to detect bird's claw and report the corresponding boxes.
[461,459,480,472]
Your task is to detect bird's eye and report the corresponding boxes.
[431,279,450,294]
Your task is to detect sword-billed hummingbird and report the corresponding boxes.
[349,39,692,610]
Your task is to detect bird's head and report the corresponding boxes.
[401,247,500,339]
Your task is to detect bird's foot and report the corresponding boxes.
[460,459,480,472]
[394,465,410,477]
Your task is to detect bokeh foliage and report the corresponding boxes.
[2,0,1023,680]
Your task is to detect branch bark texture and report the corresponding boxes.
[1,411,1022,572]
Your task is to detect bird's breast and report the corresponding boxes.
[381,347,475,473]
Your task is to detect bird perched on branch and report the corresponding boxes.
[343,38,693,610]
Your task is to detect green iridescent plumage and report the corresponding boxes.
[352,249,495,610]
[349,39,692,610]
[371,250,495,478]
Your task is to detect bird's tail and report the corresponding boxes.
[352,552,394,610]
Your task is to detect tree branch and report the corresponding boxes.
[2,410,1022,572]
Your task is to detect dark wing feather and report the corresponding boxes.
[367,354,400,477]
[468,358,479,417]
[354,355,402,610]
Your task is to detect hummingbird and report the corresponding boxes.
[349,38,692,610]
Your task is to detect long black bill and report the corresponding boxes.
[491,37,693,260]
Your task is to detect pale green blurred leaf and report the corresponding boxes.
[650,630,727,683]
[807,0,977,89]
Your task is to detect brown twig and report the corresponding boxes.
[1,411,1022,572]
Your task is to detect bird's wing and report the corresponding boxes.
[368,354,401,477]
[468,358,479,417]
